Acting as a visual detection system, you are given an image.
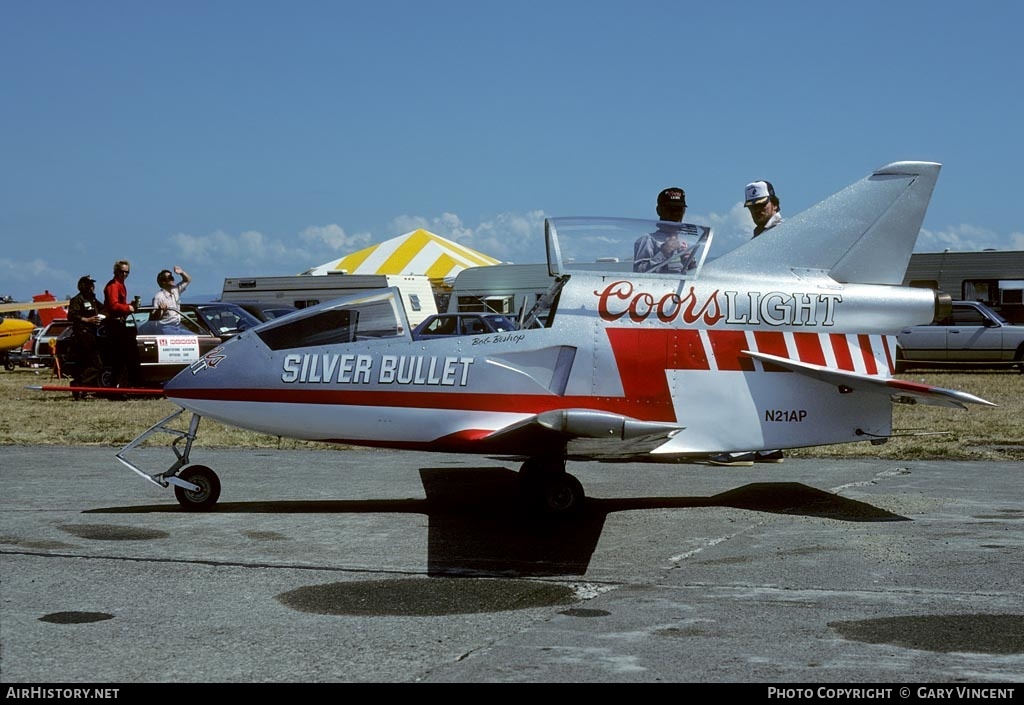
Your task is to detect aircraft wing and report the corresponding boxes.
[0,300,71,314]
[480,408,683,457]
[744,351,996,410]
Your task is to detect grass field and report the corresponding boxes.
[0,366,1020,460]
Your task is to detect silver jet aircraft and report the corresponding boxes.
[118,161,993,514]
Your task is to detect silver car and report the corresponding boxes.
[897,300,1024,373]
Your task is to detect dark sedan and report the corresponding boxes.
[178,302,262,340]
[232,301,299,322]
[54,302,260,389]
[411,313,518,340]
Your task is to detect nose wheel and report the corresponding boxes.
[519,458,586,516]
[172,465,221,511]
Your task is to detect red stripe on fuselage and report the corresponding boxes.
[882,336,895,374]
[752,331,790,372]
[167,386,681,422]
[830,333,854,371]
[793,333,826,366]
[706,330,755,371]
[858,334,878,375]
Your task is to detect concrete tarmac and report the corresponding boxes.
[1,446,1021,683]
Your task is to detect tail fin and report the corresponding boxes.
[704,161,941,285]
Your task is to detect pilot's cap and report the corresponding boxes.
[77,275,96,290]
[744,180,776,206]
[657,187,686,208]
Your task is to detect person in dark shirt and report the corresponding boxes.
[67,275,103,390]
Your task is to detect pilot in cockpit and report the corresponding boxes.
[633,187,692,273]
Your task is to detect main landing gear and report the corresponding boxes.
[116,408,222,511]
[519,457,586,516]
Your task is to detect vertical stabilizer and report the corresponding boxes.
[704,161,941,285]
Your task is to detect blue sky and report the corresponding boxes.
[2,1,1022,302]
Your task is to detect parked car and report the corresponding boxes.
[41,302,257,390]
[232,301,299,322]
[178,302,262,340]
[411,313,518,340]
[57,309,226,388]
[896,300,1024,373]
[6,326,42,368]
[16,319,73,368]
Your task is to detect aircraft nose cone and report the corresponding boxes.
[162,365,194,399]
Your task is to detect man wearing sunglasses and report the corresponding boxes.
[102,259,139,387]
[153,265,192,334]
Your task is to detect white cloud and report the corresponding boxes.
[387,210,549,263]
[689,203,756,254]
[0,257,74,300]
[161,227,353,293]
[169,228,337,272]
[916,224,1016,253]
[299,224,373,251]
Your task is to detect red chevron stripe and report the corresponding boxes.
[830,333,854,371]
[706,330,755,371]
[858,334,878,374]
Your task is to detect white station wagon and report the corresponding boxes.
[896,300,1024,373]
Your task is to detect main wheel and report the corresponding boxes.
[173,465,221,511]
[1015,346,1024,374]
[535,473,585,516]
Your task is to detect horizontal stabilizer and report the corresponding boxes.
[743,351,996,410]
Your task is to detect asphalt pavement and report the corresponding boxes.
[1,446,1021,683]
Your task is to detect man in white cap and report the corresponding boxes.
[743,179,783,238]
[708,180,786,466]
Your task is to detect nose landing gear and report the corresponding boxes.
[116,408,222,511]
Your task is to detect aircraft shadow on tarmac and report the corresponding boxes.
[86,466,908,577]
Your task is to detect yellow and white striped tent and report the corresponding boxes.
[305,229,501,287]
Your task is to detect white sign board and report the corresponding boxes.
[156,336,201,364]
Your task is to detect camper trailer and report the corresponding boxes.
[904,250,1024,323]
[446,264,555,322]
[221,274,438,325]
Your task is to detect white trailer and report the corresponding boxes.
[447,263,555,322]
[221,273,438,325]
